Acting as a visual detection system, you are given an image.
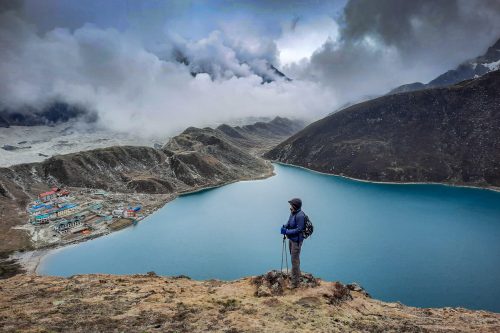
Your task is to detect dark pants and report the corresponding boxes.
[289,240,303,286]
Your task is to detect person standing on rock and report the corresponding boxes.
[280,198,305,288]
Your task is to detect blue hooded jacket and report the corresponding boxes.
[285,209,305,243]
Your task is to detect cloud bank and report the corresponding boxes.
[0,9,334,136]
[1,0,499,135]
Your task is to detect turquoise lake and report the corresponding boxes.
[39,163,500,312]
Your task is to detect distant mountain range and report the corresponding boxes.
[389,38,500,95]
[0,102,96,128]
[266,70,500,189]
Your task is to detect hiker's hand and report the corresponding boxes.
[280,226,287,235]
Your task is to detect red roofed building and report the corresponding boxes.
[39,190,56,202]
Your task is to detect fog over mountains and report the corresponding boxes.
[1,0,500,135]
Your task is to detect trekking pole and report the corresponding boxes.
[281,236,285,273]
[283,235,289,276]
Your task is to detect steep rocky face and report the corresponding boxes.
[1,273,498,332]
[266,70,500,188]
[389,38,500,95]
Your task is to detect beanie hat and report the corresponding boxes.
[288,198,302,210]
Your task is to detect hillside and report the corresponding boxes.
[216,116,307,155]
[0,117,304,254]
[265,71,500,189]
[1,272,498,332]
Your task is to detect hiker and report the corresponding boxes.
[281,198,305,288]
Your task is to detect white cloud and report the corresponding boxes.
[0,10,335,136]
[276,16,339,66]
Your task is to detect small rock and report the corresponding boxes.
[253,270,319,297]
[256,284,272,297]
[347,282,371,298]
[270,282,282,295]
[323,282,353,306]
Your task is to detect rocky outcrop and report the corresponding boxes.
[266,70,500,189]
[1,272,498,332]
[389,37,500,95]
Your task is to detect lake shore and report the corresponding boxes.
[272,161,500,193]
[18,160,498,276]
[9,165,276,276]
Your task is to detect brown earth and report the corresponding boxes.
[108,218,135,231]
[0,272,498,332]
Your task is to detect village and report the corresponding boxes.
[23,186,166,248]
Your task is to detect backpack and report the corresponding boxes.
[301,213,314,239]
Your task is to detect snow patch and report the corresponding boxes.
[484,59,500,71]
[0,122,165,167]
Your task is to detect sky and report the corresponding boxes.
[1,0,499,135]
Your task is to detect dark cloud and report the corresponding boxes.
[286,0,500,104]
[341,0,500,59]
[0,0,22,12]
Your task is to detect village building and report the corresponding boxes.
[29,203,52,213]
[56,203,79,217]
[53,217,84,233]
[38,188,71,203]
[33,213,50,225]
[112,209,124,217]
[38,190,56,203]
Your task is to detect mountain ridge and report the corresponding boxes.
[389,38,500,95]
[265,71,500,189]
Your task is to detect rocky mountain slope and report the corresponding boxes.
[0,117,304,253]
[1,272,498,332]
[266,71,500,189]
[389,38,500,94]
[216,116,306,155]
